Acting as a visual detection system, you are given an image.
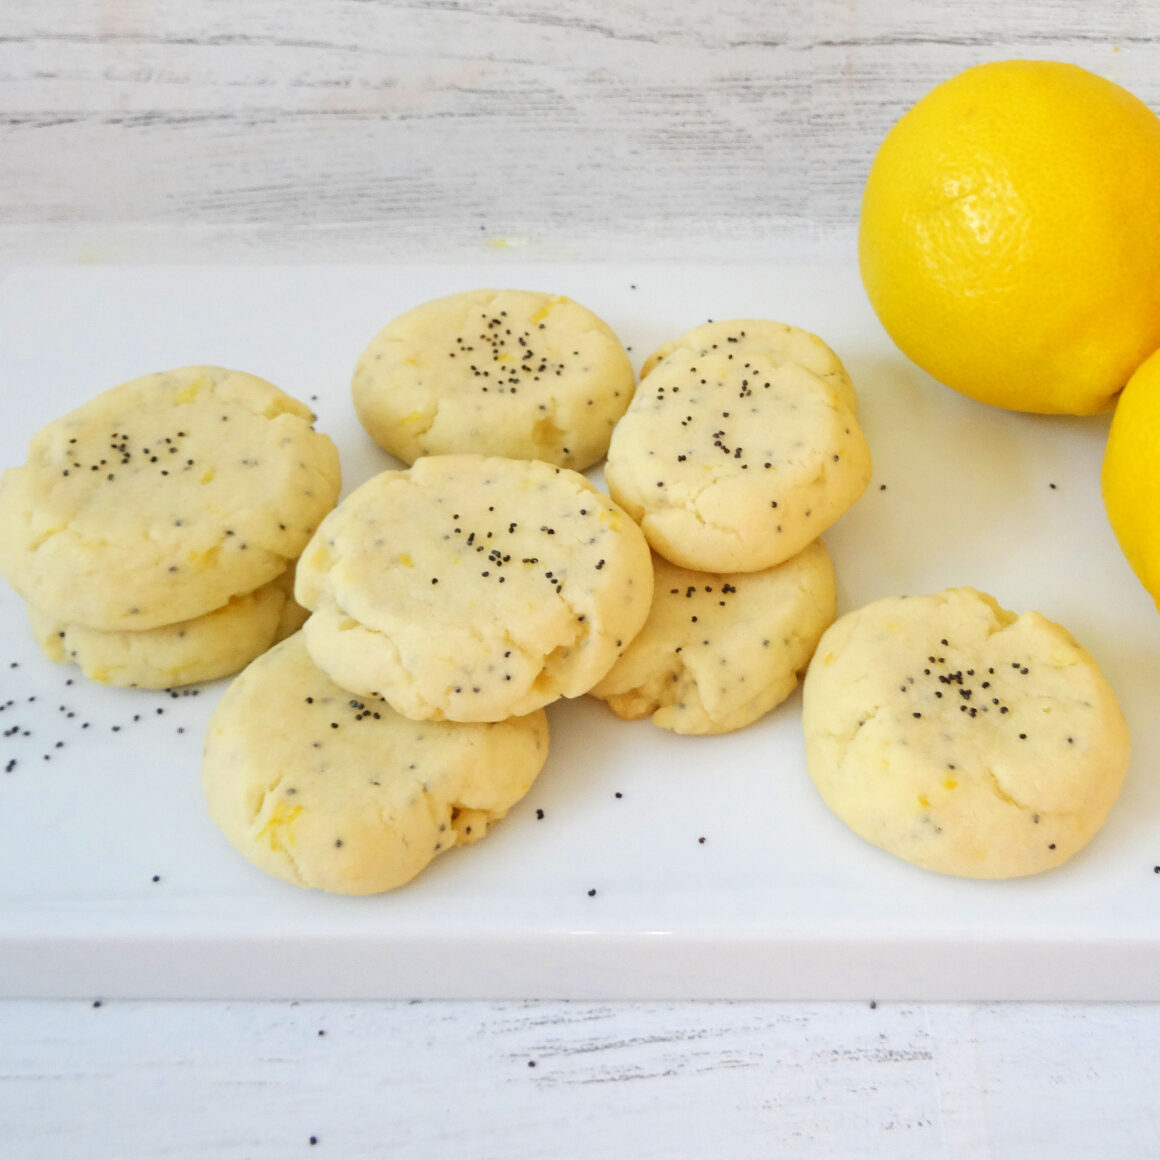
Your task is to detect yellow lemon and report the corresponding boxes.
[859,60,1160,415]
[1102,348,1160,607]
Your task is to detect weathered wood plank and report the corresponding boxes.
[2,0,1158,258]
[3,997,1159,1158]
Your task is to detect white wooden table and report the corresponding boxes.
[3,3,1160,1155]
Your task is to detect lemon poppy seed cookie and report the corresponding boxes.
[590,541,836,734]
[801,588,1131,879]
[202,633,549,895]
[351,289,635,470]
[0,366,341,631]
[604,320,872,572]
[295,455,654,722]
[26,565,306,689]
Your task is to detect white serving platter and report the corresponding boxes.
[0,263,1156,1000]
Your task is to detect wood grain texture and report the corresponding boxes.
[3,0,1160,260]
[3,998,1159,1158]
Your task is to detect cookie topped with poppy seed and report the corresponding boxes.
[801,587,1131,879]
[351,288,635,471]
[604,319,872,572]
[202,632,549,895]
[295,454,654,722]
[25,564,307,690]
[0,366,341,632]
[590,540,836,734]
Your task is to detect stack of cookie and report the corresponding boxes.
[347,295,870,738]
[204,454,654,894]
[201,295,879,894]
[0,366,341,689]
[591,319,873,734]
[202,290,655,895]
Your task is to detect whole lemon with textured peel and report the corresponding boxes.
[859,60,1160,415]
[1103,348,1160,607]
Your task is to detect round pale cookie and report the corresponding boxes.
[295,454,653,723]
[604,319,872,572]
[351,289,635,471]
[590,541,836,734]
[801,587,1130,879]
[202,633,549,895]
[25,566,307,689]
[0,366,341,631]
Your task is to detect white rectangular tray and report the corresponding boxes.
[1,264,1157,999]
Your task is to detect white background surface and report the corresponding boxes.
[3,2,1160,1156]
[2,263,1159,1006]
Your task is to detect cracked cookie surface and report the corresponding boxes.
[351,288,635,471]
[801,587,1130,878]
[0,366,341,631]
[202,632,549,894]
[604,319,872,572]
[590,541,835,734]
[295,454,654,722]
